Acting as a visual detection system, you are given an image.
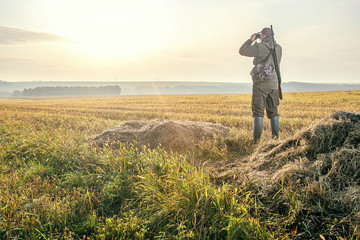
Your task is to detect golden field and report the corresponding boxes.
[0,91,359,239]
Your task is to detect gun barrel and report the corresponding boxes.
[270,25,283,100]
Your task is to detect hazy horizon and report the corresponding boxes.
[0,0,359,84]
[2,79,360,85]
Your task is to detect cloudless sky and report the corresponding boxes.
[0,0,359,83]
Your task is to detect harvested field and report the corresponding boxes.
[2,92,360,239]
[90,119,229,152]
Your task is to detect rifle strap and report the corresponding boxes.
[265,42,281,83]
[261,43,273,63]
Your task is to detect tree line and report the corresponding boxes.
[12,86,121,97]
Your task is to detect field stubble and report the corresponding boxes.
[0,91,359,239]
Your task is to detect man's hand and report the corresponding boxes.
[250,33,257,41]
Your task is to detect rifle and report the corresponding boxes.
[270,25,283,100]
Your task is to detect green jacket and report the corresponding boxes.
[239,36,282,89]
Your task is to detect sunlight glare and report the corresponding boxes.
[53,1,178,59]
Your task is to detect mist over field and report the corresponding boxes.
[1,80,360,97]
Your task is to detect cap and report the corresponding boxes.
[261,27,273,36]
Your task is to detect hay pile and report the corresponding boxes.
[90,119,229,152]
[219,111,360,213]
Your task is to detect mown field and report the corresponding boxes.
[0,91,359,239]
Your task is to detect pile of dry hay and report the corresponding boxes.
[90,119,229,152]
[218,111,360,213]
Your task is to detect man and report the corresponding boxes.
[239,27,282,143]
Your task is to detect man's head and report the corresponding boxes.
[251,27,273,42]
[259,27,272,41]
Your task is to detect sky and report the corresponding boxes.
[0,0,359,84]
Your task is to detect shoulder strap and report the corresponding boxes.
[261,43,273,63]
[263,41,277,50]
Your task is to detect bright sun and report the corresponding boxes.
[79,13,170,58]
[47,0,177,59]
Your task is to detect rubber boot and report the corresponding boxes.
[270,116,279,139]
[253,117,263,143]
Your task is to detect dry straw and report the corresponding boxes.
[218,111,360,213]
[90,119,229,152]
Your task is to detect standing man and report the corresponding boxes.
[239,27,282,143]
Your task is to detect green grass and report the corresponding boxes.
[0,91,359,239]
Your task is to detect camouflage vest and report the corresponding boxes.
[250,43,275,85]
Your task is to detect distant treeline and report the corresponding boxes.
[12,86,121,97]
